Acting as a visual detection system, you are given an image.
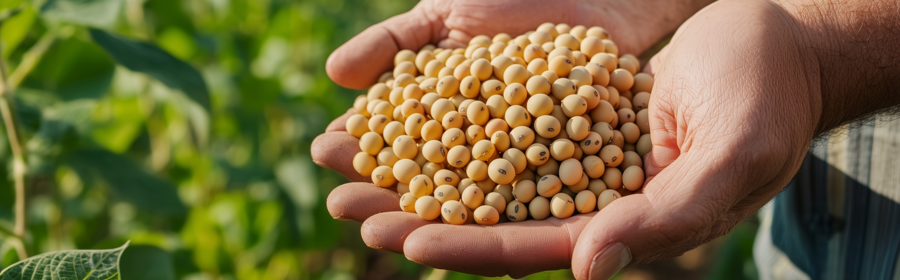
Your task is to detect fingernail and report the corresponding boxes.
[589,243,631,280]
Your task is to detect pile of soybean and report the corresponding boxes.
[347,23,653,225]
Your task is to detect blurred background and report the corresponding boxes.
[0,0,758,279]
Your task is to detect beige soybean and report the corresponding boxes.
[636,109,650,134]
[466,160,489,181]
[470,58,493,81]
[582,155,606,178]
[353,96,369,116]
[400,192,418,213]
[534,115,561,138]
[529,196,551,220]
[346,114,370,137]
[568,66,593,87]
[618,108,636,124]
[622,166,645,191]
[525,143,550,165]
[466,101,490,125]
[434,184,461,204]
[580,132,603,154]
[430,99,455,121]
[588,179,608,196]
[585,63,610,87]
[393,73,417,89]
[484,118,509,136]
[611,130,625,149]
[590,53,617,73]
[537,158,560,176]
[367,114,390,135]
[621,151,643,170]
[504,83,528,105]
[503,43,524,58]
[632,73,654,93]
[526,94,554,117]
[392,159,421,184]
[528,30,553,45]
[487,159,516,185]
[580,36,605,58]
[453,59,473,80]
[602,167,622,190]
[503,64,529,85]
[481,80,506,99]
[548,56,574,77]
[400,99,425,119]
[466,125,486,145]
[436,75,460,98]
[597,189,620,210]
[558,158,584,186]
[409,174,435,198]
[618,97,633,111]
[574,190,597,213]
[353,152,377,176]
[422,140,447,164]
[525,75,551,95]
[460,76,481,98]
[372,166,396,187]
[439,200,468,225]
[486,95,509,118]
[491,131,511,152]
[433,169,460,187]
[572,51,587,67]
[447,145,471,168]
[504,105,531,128]
[414,196,441,220]
[441,111,463,130]
[421,120,443,141]
[609,68,634,92]
[607,86,621,109]
[524,44,547,63]
[392,135,417,159]
[542,70,559,84]
[404,113,426,139]
[502,148,527,174]
[377,147,400,167]
[442,128,466,148]
[623,143,636,153]
[509,126,535,150]
[633,92,651,111]
[549,139,575,161]
[507,201,528,222]
[550,193,575,219]
[537,174,563,197]
[511,179,537,202]
[359,132,384,155]
[484,192,507,213]
[636,134,652,157]
[494,184,514,202]
[461,185,485,209]
[490,55,514,79]
[471,140,496,161]
[474,205,500,225]
[368,84,391,101]
[566,116,591,141]
[561,95,588,117]
[551,78,577,100]
[527,58,549,75]
[620,123,640,144]
[382,121,404,145]
[599,145,624,167]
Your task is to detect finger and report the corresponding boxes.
[327,182,401,222]
[326,109,355,133]
[311,131,368,182]
[326,3,446,89]
[399,213,595,278]
[571,144,781,280]
[361,212,438,254]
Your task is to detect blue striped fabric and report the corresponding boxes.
[763,117,900,280]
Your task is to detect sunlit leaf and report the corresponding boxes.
[89,29,210,113]
[0,0,25,10]
[65,148,186,215]
[118,245,175,280]
[1,6,36,58]
[0,242,128,280]
[40,0,121,28]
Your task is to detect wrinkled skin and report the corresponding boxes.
[313,0,821,279]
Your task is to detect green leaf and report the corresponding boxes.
[0,241,128,280]
[118,245,175,280]
[65,148,186,215]
[40,0,121,28]
[88,29,211,113]
[1,6,36,58]
[0,0,25,10]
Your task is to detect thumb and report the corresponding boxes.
[326,2,450,89]
[570,145,746,280]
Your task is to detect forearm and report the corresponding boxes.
[779,0,900,134]
[577,0,715,55]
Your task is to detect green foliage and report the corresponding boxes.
[0,242,127,280]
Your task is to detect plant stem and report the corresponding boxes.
[0,22,29,259]
[7,29,57,90]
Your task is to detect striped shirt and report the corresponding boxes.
[754,116,900,280]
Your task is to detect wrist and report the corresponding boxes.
[774,0,900,134]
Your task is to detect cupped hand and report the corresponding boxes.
[571,0,823,278]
